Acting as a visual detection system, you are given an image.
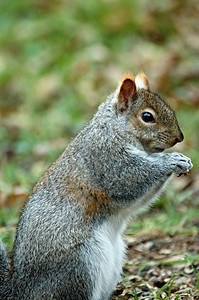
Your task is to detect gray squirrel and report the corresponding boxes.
[0,72,193,300]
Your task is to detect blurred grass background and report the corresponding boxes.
[0,0,199,247]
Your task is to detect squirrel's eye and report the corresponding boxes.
[141,112,155,123]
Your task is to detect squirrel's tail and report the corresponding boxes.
[0,239,11,299]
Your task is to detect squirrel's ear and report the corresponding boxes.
[117,76,137,112]
[135,72,150,90]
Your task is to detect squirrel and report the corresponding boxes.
[0,72,193,300]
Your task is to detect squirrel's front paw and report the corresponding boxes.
[166,152,193,176]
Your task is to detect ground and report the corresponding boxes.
[112,233,199,299]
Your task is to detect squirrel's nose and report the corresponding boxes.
[174,131,184,145]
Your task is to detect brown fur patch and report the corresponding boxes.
[86,189,110,213]
[78,184,111,215]
[29,158,111,217]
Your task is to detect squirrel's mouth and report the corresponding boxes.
[152,147,165,153]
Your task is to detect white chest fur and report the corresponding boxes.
[91,212,129,300]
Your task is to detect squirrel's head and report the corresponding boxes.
[115,72,184,153]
